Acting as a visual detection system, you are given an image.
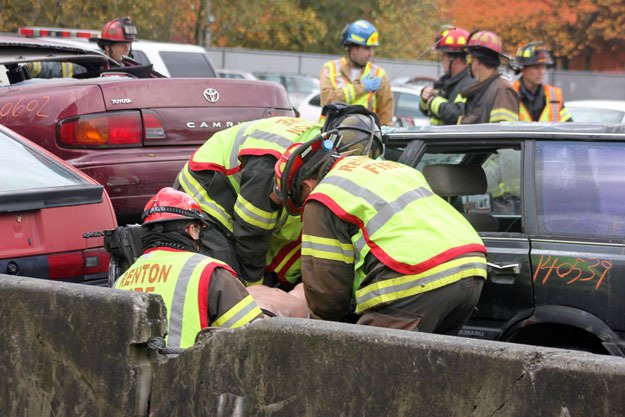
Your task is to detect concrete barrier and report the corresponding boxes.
[2,274,625,417]
[0,274,167,417]
[150,319,625,417]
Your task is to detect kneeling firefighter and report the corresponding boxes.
[113,187,263,349]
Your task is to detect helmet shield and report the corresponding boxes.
[334,114,383,159]
[464,30,509,66]
[434,27,470,53]
[515,42,554,67]
[321,102,384,159]
[341,20,379,47]
[92,17,137,46]
[142,187,204,225]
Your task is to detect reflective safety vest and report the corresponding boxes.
[513,81,571,122]
[305,156,487,313]
[177,117,321,233]
[323,57,385,111]
[114,247,261,349]
[266,212,303,284]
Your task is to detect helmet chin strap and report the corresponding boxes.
[447,56,455,77]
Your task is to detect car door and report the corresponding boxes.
[400,138,533,341]
[527,139,625,354]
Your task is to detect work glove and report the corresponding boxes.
[361,74,382,92]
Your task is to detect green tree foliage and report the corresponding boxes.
[210,0,325,52]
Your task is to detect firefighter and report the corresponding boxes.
[420,27,475,125]
[175,105,384,287]
[27,61,87,79]
[90,17,138,64]
[512,42,572,122]
[113,187,263,349]
[458,30,519,124]
[320,20,394,126]
[272,139,488,333]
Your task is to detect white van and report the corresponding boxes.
[130,40,216,77]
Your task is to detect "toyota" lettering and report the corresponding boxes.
[111,98,133,104]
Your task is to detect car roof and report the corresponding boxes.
[0,36,113,65]
[384,122,625,145]
[391,85,423,95]
[566,100,625,111]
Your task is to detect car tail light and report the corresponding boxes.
[48,252,85,280]
[47,248,110,281]
[58,111,142,147]
[142,110,166,140]
[84,248,110,276]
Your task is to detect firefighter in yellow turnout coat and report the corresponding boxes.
[176,107,384,287]
[320,20,394,126]
[114,187,262,349]
[274,141,487,333]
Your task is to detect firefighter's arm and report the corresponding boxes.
[301,201,355,321]
[232,155,280,284]
[375,74,394,126]
[429,95,464,125]
[246,283,309,318]
[419,86,435,117]
[208,267,264,328]
[560,104,573,122]
[489,85,520,123]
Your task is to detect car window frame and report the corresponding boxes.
[531,138,625,243]
[399,137,527,236]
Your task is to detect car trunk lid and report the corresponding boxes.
[98,78,293,145]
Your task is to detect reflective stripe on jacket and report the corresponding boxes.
[323,58,384,111]
[177,117,320,232]
[266,212,303,284]
[512,80,572,122]
[305,156,487,313]
[114,248,261,348]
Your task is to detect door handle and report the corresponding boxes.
[487,262,520,284]
[487,262,521,275]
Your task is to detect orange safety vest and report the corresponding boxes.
[513,81,565,122]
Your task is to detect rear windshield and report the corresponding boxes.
[159,51,216,77]
[0,132,88,193]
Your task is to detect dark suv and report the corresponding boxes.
[385,123,625,356]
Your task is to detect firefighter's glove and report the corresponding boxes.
[361,74,382,92]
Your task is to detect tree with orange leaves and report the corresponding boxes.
[440,0,625,69]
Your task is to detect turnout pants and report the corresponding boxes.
[356,276,484,335]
